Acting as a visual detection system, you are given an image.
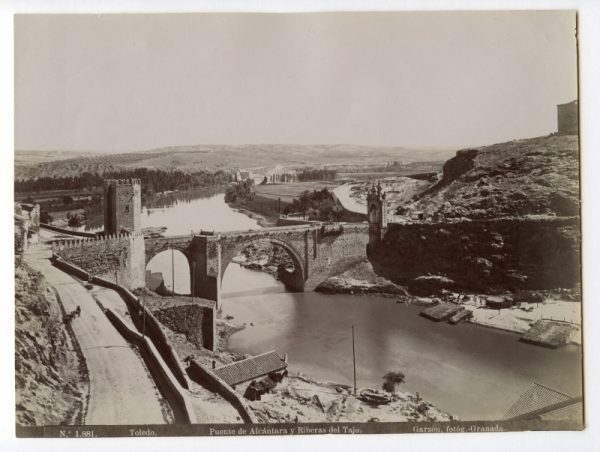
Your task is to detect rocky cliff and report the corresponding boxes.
[403,134,579,220]
[15,262,88,426]
[373,218,580,294]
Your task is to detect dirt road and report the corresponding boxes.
[24,235,170,425]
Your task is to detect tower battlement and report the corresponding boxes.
[103,178,142,235]
[104,178,141,186]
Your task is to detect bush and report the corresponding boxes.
[382,371,406,393]
[67,212,81,228]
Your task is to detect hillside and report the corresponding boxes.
[15,261,88,426]
[15,144,456,180]
[398,134,579,220]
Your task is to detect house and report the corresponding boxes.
[212,351,288,395]
[503,382,583,423]
[14,203,40,254]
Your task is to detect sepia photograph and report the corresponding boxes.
[8,5,594,444]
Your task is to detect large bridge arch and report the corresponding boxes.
[144,240,192,266]
[144,236,196,294]
[219,236,306,293]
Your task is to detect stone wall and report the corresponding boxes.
[371,217,580,294]
[104,308,196,424]
[151,303,215,350]
[306,223,370,289]
[53,232,146,290]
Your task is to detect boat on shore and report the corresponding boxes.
[359,389,392,405]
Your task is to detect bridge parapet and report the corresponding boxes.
[52,231,144,250]
[52,230,145,289]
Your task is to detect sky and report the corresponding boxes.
[14,11,578,151]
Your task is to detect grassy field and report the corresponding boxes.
[254,181,341,203]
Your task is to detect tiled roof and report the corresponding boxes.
[213,351,287,387]
[539,400,583,422]
[504,382,572,420]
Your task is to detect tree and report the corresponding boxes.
[67,212,81,229]
[62,195,74,205]
[382,371,406,393]
[40,211,53,224]
[332,205,344,222]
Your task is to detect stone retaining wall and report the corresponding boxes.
[186,359,257,424]
[92,276,195,387]
[105,309,196,424]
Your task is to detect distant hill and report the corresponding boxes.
[14,144,456,180]
[399,134,580,220]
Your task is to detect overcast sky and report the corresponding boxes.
[15,11,577,151]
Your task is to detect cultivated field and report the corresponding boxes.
[254,181,341,203]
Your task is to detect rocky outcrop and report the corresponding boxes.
[316,261,408,296]
[15,263,88,426]
[372,217,580,294]
[417,149,479,199]
[400,135,580,221]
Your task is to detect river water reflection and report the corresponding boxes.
[141,190,582,421]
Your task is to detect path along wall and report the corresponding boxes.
[371,217,580,294]
[52,232,145,290]
[104,308,196,424]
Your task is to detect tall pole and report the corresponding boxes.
[171,247,175,299]
[142,292,146,339]
[352,324,357,396]
[192,261,196,302]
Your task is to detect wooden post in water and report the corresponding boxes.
[352,324,357,396]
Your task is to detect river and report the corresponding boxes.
[145,190,583,421]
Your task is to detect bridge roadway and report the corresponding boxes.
[26,231,170,425]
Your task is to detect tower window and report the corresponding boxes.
[125,205,129,212]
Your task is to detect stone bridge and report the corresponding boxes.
[144,223,370,308]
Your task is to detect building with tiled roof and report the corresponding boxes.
[213,351,288,389]
[504,382,583,423]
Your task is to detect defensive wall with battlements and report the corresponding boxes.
[53,231,146,289]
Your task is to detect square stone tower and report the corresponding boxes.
[367,181,387,249]
[103,179,142,235]
[557,100,578,135]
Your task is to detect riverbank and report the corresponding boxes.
[220,229,582,347]
[250,374,454,423]
[226,196,284,228]
[230,205,274,228]
[318,270,581,344]
[145,292,455,423]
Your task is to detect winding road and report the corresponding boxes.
[25,231,169,425]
